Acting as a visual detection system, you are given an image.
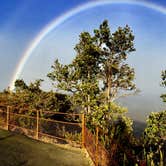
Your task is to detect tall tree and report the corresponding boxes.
[93,20,136,102]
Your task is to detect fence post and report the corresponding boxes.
[96,127,99,166]
[36,110,39,140]
[82,114,85,148]
[6,106,10,130]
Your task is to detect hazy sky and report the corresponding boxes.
[0,0,86,89]
[0,0,166,121]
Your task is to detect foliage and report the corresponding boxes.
[0,79,71,113]
[48,20,136,114]
[86,102,133,149]
[143,110,166,165]
[161,70,166,87]
[144,111,166,145]
[64,131,81,143]
[93,21,136,102]
[160,70,166,102]
[87,102,128,129]
[47,34,101,113]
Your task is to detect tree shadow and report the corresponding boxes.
[0,133,14,140]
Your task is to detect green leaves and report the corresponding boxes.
[97,23,136,101]
[111,25,135,53]
[48,60,78,93]
[48,20,136,113]
[143,110,166,165]
[144,110,166,145]
[3,79,71,113]
[74,31,102,79]
[15,79,28,91]
[161,70,166,87]
[160,70,166,102]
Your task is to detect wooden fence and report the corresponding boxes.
[0,106,84,147]
[84,126,111,166]
[0,105,112,166]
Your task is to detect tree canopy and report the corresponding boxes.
[0,79,71,113]
[48,20,136,113]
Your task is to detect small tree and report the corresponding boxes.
[160,70,166,102]
[143,110,166,166]
[143,70,166,165]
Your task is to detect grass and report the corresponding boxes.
[0,129,90,166]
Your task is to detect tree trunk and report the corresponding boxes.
[87,71,90,114]
[106,62,112,111]
[87,94,90,113]
[107,80,110,101]
[106,61,112,104]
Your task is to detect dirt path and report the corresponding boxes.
[0,129,90,166]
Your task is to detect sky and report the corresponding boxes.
[0,0,166,121]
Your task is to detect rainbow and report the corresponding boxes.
[9,0,166,90]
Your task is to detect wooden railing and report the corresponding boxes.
[0,106,84,147]
[0,105,115,166]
